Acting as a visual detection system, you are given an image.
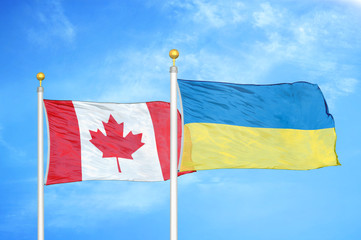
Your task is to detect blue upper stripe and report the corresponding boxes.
[178,79,335,130]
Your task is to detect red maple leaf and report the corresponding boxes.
[89,114,145,173]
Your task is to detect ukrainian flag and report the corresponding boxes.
[178,79,340,172]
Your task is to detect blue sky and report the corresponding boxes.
[1,0,361,239]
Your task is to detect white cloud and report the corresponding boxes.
[0,126,26,158]
[179,174,202,186]
[192,0,245,27]
[179,172,300,223]
[165,0,246,28]
[45,181,168,228]
[27,0,75,45]
[51,1,360,108]
[332,0,361,7]
[243,2,361,95]
[337,78,358,93]
[94,47,171,103]
[294,26,316,45]
[253,2,283,28]
[164,0,360,101]
[0,203,36,235]
[320,78,359,108]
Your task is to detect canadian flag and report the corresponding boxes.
[44,100,186,185]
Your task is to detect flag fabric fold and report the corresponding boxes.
[178,79,340,172]
[44,100,187,185]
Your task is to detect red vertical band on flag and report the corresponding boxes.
[146,102,183,180]
[44,100,82,185]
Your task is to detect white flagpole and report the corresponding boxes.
[169,49,179,240]
[37,72,45,240]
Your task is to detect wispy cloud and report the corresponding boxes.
[45,181,168,228]
[94,47,171,103]
[245,2,361,103]
[0,126,26,158]
[332,0,361,7]
[27,0,75,45]
[41,45,172,103]
[320,78,359,108]
[160,1,361,95]
[179,172,299,225]
[0,180,167,233]
[0,201,36,236]
[164,0,246,28]
[253,2,283,28]
[47,0,360,108]
[337,78,358,93]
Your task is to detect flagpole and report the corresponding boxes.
[169,49,179,240]
[37,72,45,240]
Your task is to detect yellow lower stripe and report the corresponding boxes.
[180,123,339,171]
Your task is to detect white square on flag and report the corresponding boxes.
[74,101,163,181]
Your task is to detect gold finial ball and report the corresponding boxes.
[169,49,179,60]
[36,72,45,81]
